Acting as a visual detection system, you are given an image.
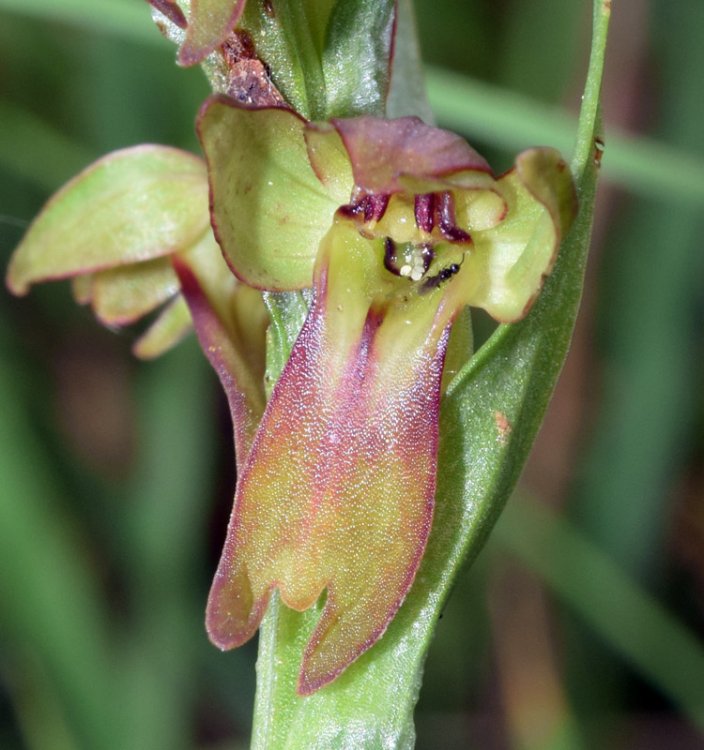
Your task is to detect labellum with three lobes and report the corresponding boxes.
[198,97,577,694]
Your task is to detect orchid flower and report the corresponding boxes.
[197,98,578,694]
[5,98,576,697]
[5,144,268,463]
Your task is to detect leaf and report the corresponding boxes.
[322,0,396,117]
[497,496,704,734]
[6,145,209,295]
[385,0,433,122]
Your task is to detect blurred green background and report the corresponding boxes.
[1,1,703,748]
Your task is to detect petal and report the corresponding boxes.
[198,96,341,290]
[71,274,93,305]
[311,116,494,195]
[206,220,456,694]
[132,296,193,360]
[515,147,578,238]
[304,121,355,206]
[178,0,247,67]
[6,145,209,295]
[458,148,577,322]
[88,258,180,326]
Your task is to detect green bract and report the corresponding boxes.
[179,0,247,66]
[150,0,396,119]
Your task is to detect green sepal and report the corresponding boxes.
[77,258,179,326]
[197,97,338,290]
[6,145,209,295]
[463,147,577,322]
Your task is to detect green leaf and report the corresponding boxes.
[0,0,158,45]
[0,101,95,191]
[6,145,209,295]
[248,1,610,746]
[0,323,122,750]
[385,0,433,121]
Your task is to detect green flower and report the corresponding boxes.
[197,98,577,693]
[6,84,576,696]
[6,144,268,460]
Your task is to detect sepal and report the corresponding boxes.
[197,97,338,290]
[7,145,209,295]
